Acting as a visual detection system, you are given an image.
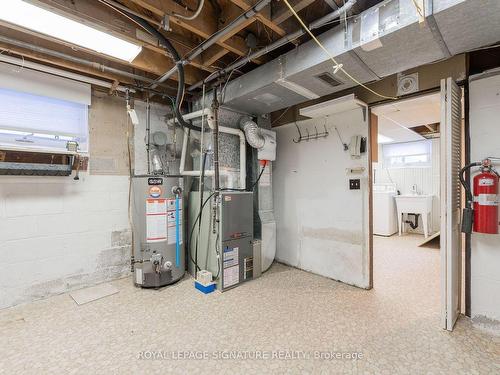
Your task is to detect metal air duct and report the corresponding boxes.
[219,0,500,114]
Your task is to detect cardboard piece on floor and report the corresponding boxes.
[418,231,440,247]
[70,284,119,305]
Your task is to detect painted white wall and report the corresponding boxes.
[273,109,370,288]
[469,72,500,324]
[374,138,441,233]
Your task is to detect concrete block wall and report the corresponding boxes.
[0,174,130,309]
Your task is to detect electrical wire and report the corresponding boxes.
[188,191,216,270]
[173,0,205,20]
[282,0,398,100]
[194,151,208,272]
[271,106,292,125]
[214,231,221,279]
[125,105,135,272]
[411,0,424,18]
[221,161,268,192]
[105,3,200,132]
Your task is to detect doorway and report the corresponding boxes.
[369,84,465,331]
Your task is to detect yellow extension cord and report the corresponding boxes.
[282,0,398,100]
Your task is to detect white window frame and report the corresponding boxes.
[0,87,89,153]
[382,140,432,169]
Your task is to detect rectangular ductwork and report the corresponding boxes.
[222,0,500,114]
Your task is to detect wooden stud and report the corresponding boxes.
[272,0,316,25]
[229,0,286,36]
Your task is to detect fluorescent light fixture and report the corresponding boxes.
[276,78,320,100]
[1,0,142,62]
[300,93,366,118]
[378,134,394,144]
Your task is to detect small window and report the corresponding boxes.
[0,87,88,152]
[382,140,431,168]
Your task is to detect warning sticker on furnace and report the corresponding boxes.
[222,247,239,288]
[223,247,239,268]
[223,265,239,288]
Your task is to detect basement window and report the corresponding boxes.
[0,87,89,152]
[382,140,431,168]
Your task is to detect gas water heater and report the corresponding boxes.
[132,175,185,288]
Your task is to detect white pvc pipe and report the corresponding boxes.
[179,115,246,189]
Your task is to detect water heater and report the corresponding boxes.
[132,175,185,288]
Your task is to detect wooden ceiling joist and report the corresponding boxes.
[272,0,316,25]
[0,0,333,93]
[229,0,286,36]
[126,0,259,60]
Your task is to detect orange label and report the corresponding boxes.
[149,186,162,198]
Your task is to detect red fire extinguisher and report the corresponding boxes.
[461,158,499,234]
[473,167,499,234]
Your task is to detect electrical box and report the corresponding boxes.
[257,128,276,161]
[349,179,361,190]
[188,191,254,291]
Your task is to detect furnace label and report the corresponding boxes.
[223,247,239,288]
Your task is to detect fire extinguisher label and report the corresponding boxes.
[475,194,499,206]
[479,178,495,186]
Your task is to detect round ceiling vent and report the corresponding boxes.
[397,73,419,96]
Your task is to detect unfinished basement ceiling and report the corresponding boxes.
[0,0,382,101]
[221,0,500,115]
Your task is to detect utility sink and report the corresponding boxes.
[395,195,433,238]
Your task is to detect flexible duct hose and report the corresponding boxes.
[119,10,200,132]
[240,118,265,149]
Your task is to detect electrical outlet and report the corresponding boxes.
[349,179,361,190]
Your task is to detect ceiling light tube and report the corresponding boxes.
[0,0,142,62]
[276,78,320,100]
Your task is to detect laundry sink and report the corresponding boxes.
[395,195,433,237]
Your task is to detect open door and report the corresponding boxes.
[440,77,462,331]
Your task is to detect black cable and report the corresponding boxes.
[460,162,481,207]
[194,152,208,272]
[188,192,216,270]
[214,231,221,280]
[221,162,267,192]
[111,6,200,132]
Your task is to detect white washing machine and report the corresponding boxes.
[373,184,398,236]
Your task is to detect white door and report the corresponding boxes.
[440,77,462,331]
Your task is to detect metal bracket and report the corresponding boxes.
[162,15,171,31]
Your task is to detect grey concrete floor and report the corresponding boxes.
[0,234,498,374]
